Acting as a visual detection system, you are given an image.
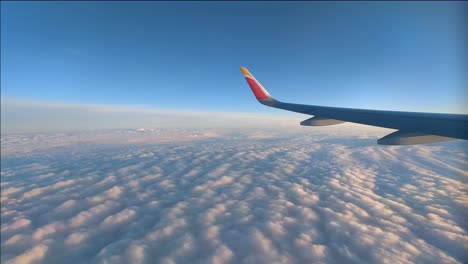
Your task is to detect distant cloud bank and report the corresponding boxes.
[1,99,309,134]
[1,129,467,263]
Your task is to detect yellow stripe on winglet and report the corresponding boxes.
[240,67,251,77]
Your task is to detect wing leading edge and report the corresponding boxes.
[240,67,468,145]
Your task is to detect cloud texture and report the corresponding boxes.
[1,129,467,263]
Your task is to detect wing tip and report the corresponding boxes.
[240,66,272,100]
[240,66,253,78]
[240,66,248,74]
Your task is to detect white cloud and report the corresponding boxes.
[1,218,31,233]
[6,244,48,264]
[1,98,307,134]
[88,186,124,204]
[101,209,137,229]
[32,222,65,240]
[64,232,88,246]
[1,129,467,263]
[211,244,233,264]
[68,201,117,228]
[126,243,146,264]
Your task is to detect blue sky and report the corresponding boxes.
[1,1,466,114]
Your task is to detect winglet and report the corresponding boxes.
[240,67,272,100]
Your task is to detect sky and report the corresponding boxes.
[1,1,467,120]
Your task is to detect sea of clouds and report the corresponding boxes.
[1,128,467,264]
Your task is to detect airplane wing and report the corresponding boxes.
[240,67,468,145]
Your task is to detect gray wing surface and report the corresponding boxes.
[240,67,468,145]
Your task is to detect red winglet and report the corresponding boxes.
[240,67,271,100]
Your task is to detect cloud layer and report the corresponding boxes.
[1,99,306,134]
[1,129,467,263]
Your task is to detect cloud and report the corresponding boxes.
[6,244,49,264]
[1,218,31,234]
[68,201,118,228]
[32,222,65,241]
[1,129,467,263]
[101,209,137,229]
[64,232,88,246]
[1,98,307,134]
